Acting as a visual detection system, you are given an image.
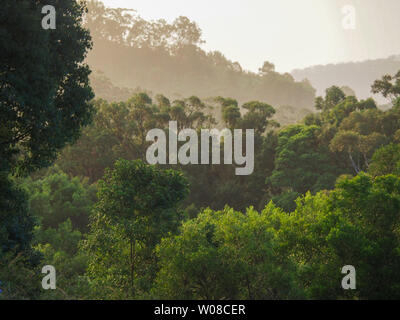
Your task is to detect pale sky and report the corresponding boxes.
[101,0,400,73]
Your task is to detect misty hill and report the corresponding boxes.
[85,1,315,112]
[291,55,400,105]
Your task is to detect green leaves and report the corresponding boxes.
[23,167,96,232]
[268,124,340,210]
[96,159,188,221]
[372,70,400,103]
[280,174,400,299]
[154,205,302,300]
[0,0,94,174]
[84,159,188,298]
[369,143,400,176]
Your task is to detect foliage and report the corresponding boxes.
[372,70,400,103]
[267,124,344,211]
[369,143,400,177]
[0,174,41,300]
[0,0,94,301]
[0,251,41,300]
[280,174,400,299]
[22,166,97,233]
[0,0,94,175]
[56,94,277,212]
[83,159,189,299]
[153,205,303,300]
[3,0,400,301]
[33,220,90,299]
[0,174,36,256]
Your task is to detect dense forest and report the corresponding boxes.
[1,0,400,300]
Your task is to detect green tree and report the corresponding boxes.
[280,173,400,299]
[315,86,346,111]
[241,101,278,134]
[34,219,90,299]
[84,159,188,298]
[0,173,41,299]
[372,70,400,103]
[56,94,215,182]
[267,124,343,211]
[23,166,97,232]
[0,0,94,174]
[0,0,94,299]
[215,97,241,128]
[369,143,400,176]
[153,205,302,299]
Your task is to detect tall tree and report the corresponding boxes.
[84,159,188,298]
[0,0,94,175]
[0,0,94,298]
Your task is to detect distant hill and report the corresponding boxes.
[291,55,400,104]
[87,1,400,124]
[85,1,315,111]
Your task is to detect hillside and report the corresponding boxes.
[292,55,400,104]
[85,1,315,111]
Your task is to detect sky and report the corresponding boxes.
[101,0,400,73]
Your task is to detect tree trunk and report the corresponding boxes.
[349,153,359,174]
[130,238,135,295]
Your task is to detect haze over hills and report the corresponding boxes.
[86,0,400,122]
[100,0,400,75]
[84,0,315,115]
[291,55,400,105]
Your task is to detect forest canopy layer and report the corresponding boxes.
[1,0,400,301]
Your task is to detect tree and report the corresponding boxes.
[171,16,204,49]
[57,94,215,182]
[34,219,90,299]
[0,0,94,299]
[153,205,302,299]
[259,61,276,76]
[330,130,363,174]
[315,86,346,111]
[170,96,213,130]
[280,173,400,299]
[306,91,395,176]
[0,0,94,174]
[0,173,41,299]
[0,174,36,258]
[329,107,395,173]
[369,143,400,177]
[215,97,241,128]
[267,124,343,211]
[22,166,97,232]
[84,159,188,298]
[241,101,277,134]
[372,70,400,103]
